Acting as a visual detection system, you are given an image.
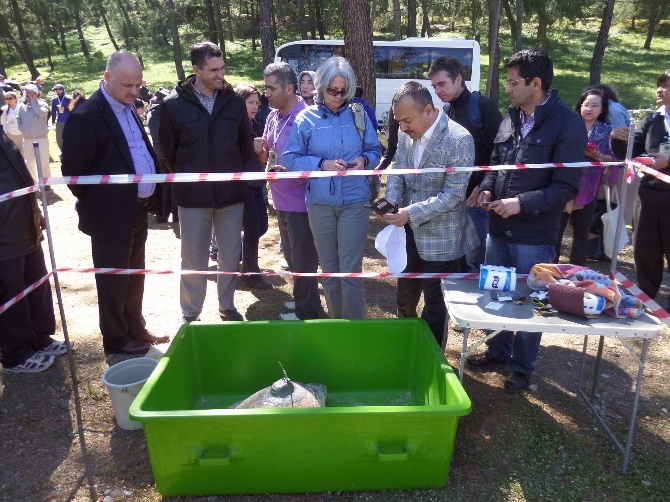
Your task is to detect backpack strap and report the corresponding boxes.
[350,101,366,144]
[467,91,490,150]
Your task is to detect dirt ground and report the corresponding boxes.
[1,139,669,502]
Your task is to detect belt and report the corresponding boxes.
[136,197,150,206]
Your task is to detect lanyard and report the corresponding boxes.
[271,113,291,152]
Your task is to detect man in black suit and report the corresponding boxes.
[61,51,168,355]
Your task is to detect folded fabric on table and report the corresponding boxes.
[527,263,642,319]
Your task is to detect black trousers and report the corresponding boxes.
[397,225,467,344]
[277,209,320,320]
[0,246,56,368]
[242,186,269,276]
[91,202,148,351]
[555,197,598,266]
[633,185,670,300]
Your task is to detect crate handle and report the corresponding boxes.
[190,447,232,466]
[372,442,409,462]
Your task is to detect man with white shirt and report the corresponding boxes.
[381,81,477,344]
[62,51,168,355]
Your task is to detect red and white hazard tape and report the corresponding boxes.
[0,272,52,315]
[0,161,624,204]
[56,267,506,281]
[629,159,670,185]
[611,270,670,328]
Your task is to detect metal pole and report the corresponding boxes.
[622,339,650,474]
[590,336,605,401]
[33,142,78,386]
[610,122,636,275]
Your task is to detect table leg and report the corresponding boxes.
[459,328,469,383]
[577,335,589,396]
[622,339,650,475]
[591,336,605,401]
[441,319,449,351]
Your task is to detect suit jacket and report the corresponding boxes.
[385,111,478,261]
[61,89,160,243]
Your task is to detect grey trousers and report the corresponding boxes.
[178,204,243,318]
[307,202,369,319]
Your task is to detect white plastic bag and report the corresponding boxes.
[602,186,629,258]
[374,224,407,273]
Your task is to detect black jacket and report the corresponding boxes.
[61,89,161,244]
[0,132,41,261]
[624,111,670,190]
[480,89,585,245]
[159,75,252,208]
[447,88,503,196]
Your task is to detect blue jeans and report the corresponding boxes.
[465,206,489,272]
[307,203,369,319]
[484,235,556,374]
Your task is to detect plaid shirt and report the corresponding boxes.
[192,79,217,115]
[385,112,479,261]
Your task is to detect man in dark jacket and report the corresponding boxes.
[62,51,167,355]
[468,49,585,391]
[0,132,68,374]
[429,56,503,273]
[159,41,252,323]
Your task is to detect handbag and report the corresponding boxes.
[601,186,628,259]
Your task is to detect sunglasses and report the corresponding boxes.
[326,87,347,97]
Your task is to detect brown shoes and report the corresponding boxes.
[106,340,151,355]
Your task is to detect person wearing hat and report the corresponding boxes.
[1,91,23,154]
[17,83,50,184]
[51,84,71,151]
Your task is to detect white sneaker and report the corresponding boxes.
[3,353,55,374]
[278,256,289,270]
[279,312,300,321]
[283,301,296,310]
[37,339,72,356]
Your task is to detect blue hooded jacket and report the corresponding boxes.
[282,101,382,206]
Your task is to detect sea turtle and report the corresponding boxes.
[229,362,327,409]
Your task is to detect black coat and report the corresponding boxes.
[61,89,160,244]
[629,111,670,191]
[0,131,41,261]
[480,89,585,245]
[159,75,252,208]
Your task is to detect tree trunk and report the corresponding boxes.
[393,0,401,40]
[204,0,218,44]
[407,0,417,37]
[225,0,234,41]
[251,0,257,51]
[36,11,55,71]
[515,0,522,52]
[644,0,668,49]
[271,1,278,42]
[341,0,376,108]
[299,0,308,39]
[73,3,90,58]
[98,0,120,51]
[308,0,317,38]
[213,0,226,57]
[260,0,275,68]
[486,0,501,103]
[537,17,548,50]
[115,0,138,50]
[165,0,186,80]
[0,48,6,77]
[420,0,431,37]
[370,0,376,31]
[589,0,615,84]
[51,0,67,53]
[502,0,516,42]
[314,0,326,39]
[8,0,39,78]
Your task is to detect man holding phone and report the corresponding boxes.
[254,62,320,321]
[381,82,477,344]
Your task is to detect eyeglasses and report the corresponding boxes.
[581,102,602,109]
[505,78,532,87]
[326,87,347,97]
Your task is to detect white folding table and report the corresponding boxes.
[441,278,662,474]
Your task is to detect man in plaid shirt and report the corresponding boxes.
[382,82,478,345]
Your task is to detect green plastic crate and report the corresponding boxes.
[129,319,471,496]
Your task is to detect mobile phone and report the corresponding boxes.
[364,198,398,215]
[268,150,278,168]
[481,201,491,205]
[346,163,356,169]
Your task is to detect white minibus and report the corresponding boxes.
[274,37,481,125]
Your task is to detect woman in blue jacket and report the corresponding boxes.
[283,56,382,319]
